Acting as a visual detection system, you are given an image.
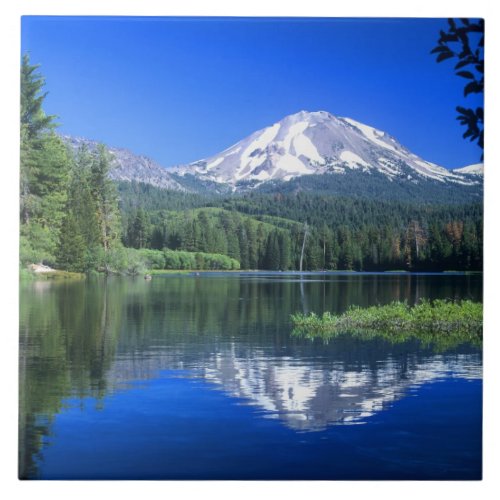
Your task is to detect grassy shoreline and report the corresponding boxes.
[20,269,86,281]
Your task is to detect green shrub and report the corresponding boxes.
[162,249,239,270]
[138,248,165,270]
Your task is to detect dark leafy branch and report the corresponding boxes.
[431,18,484,158]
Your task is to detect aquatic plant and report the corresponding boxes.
[291,299,483,350]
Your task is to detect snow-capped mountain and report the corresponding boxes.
[172,110,482,189]
[61,111,483,203]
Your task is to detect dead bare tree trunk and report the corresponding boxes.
[299,222,308,272]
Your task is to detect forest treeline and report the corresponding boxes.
[20,55,483,274]
[119,196,482,272]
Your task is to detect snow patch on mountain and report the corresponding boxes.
[290,127,323,163]
[453,163,484,176]
[240,123,280,169]
[340,151,370,169]
[276,152,314,175]
[343,117,400,154]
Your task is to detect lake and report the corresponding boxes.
[19,272,482,480]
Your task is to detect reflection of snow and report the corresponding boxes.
[202,346,482,431]
[107,343,482,433]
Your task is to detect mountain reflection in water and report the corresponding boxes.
[19,272,482,478]
[106,341,481,432]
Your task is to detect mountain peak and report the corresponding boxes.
[171,110,481,189]
[284,110,336,125]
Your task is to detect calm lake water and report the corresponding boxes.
[19,272,482,480]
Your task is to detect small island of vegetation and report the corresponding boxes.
[291,299,483,350]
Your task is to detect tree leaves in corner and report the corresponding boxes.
[431,18,484,160]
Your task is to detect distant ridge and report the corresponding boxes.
[62,135,186,191]
[452,163,484,176]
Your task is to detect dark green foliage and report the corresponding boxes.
[142,207,276,270]
[263,231,280,270]
[244,219,259,269]
[431,18,484,158]
[125,208,151,248]
[278,232,291,270]
[253,169,482,204]
[117,183,483,272]
[56,213,87,272]
[116,180,216,212]
[225,193,483,271]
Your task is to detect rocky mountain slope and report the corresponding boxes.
[63,136,186,191]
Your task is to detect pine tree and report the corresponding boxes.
[150,224,167,250]
[238,224,249,269]
[212,229,228,255]
[244,219,258,269]
[305,237,321,270]
[278,232,291,270]
[71,147,101,248]
[181,215,196,251]
[56,212,86,272]
[20,55,70,265]
[127,208,151,248]
[20,54,56,140]
[338,227,354,270]
[325,227,340,270]
[55,145,102,271]
[263,231,280,270]
[20,125,38,225]
[90,145,122,255]
[196,211,210,252]
[220,212,240,261]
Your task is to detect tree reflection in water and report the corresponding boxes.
[19,272,482,478]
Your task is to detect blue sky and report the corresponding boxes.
[21,16,483,168]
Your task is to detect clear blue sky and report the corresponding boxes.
[21,16,483,169]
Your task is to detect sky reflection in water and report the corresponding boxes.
[19,272,482,479]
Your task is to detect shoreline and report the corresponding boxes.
[20,268,483,281]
